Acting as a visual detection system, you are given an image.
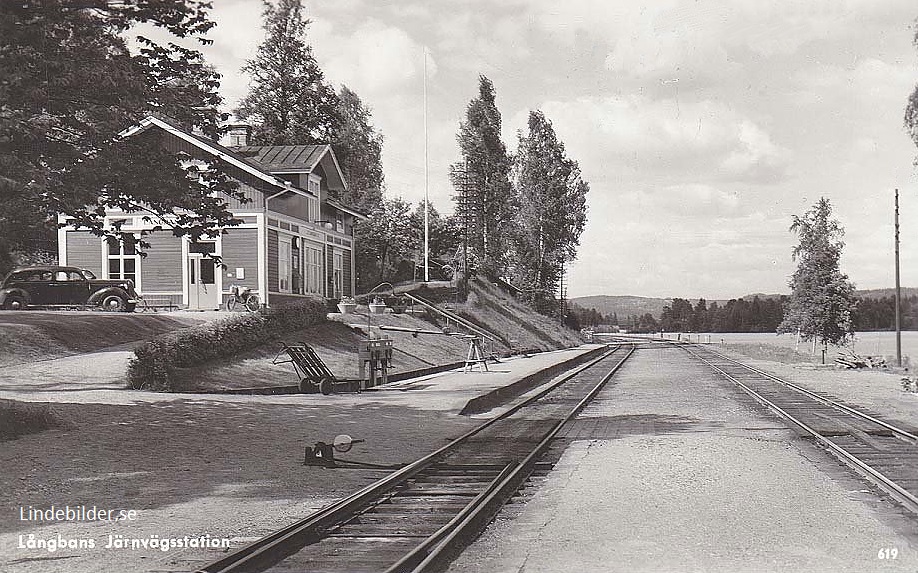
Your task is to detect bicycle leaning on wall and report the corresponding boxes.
[226,284,260,312]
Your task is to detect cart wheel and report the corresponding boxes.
[299,378,316,393]
[319,378,333,395]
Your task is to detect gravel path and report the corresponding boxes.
[0,345,134,391]
[449,345,918,573]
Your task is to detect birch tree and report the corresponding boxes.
[513,111,588,313]
[449,76,515,277]
[777,198,856,347]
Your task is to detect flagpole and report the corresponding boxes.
[423,47,430,282]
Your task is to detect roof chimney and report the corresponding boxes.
[220,123,252,147]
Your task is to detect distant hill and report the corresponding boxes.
[855,287,918,300]
[570,295,671,321]
[572,289,918,322]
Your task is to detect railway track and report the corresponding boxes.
[195,343,635,573]
[683,343,918,515]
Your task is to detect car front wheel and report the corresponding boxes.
[101,294,127,312]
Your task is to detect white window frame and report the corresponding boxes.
[304,245,322,295]
[333,251,343,298]
[106,233,141,290]
[278,235,292,293]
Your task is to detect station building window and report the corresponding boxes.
[107,234,139,285]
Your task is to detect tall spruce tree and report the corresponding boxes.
[449,76,514,277]
[0,0,241,275]
[331,85,384,212]
[236,0,340,145]
[513,111,588,314]
[778,198,856,347]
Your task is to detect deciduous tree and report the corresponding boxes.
[331,86,384,212]
[0,0,241,275]
[778,198,856,346]
[512,111,588,314]
[355,197,417,288]
[410,201,462,280]
[449,76,515,277]
[904,20,918,154]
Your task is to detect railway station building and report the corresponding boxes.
[56,115,365,310]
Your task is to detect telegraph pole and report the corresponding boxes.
[895,189,902,367]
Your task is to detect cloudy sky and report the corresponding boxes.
[148,0,918,299]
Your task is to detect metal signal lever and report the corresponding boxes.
[304,434,365,467]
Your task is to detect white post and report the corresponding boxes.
[423,47,430,282]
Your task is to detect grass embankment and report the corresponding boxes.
[128,299,329,391]
[0,312,206,367]
[454,279,582,350]
[147,279,583,393]
[178,311,472,392]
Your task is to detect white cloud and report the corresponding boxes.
[512,95,789,184]
[526,0,917,82]
[794,57,916,108]
[312,20,434,96]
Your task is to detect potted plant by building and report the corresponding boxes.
[337,296,357,314]
[368,297,387,315]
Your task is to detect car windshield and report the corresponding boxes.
[81,269,96,279]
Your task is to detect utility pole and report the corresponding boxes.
[895,188,902,367]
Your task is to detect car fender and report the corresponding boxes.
[0,288,31,306]
[87,287,130,306]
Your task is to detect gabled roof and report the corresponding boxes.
[234,144,349,193]
[118,116,290,192]
[118,115,355,207]
[234,145,327,172]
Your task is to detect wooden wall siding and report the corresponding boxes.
[144,293,183,308]
[140,231,183,291]
[326,247,334,298]
[268,229,278,293]
[269,192,309,221]
[220,228,259,290]
[343,249,352,297]
[154,128,275,203]
[66,231,103,277]
[223,181,265,211]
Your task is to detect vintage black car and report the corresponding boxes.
[0,266,140,312]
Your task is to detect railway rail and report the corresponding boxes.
[683,343,918,515]
[196,343,635,573]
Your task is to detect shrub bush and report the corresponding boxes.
[128,297,327,391]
